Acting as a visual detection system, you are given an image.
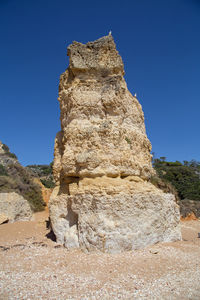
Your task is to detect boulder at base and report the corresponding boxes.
[0,192,32,223]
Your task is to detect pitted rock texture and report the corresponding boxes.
[0,192,32,223]
[49,35,181,252]
[56,35,154,180]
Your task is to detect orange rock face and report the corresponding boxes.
[181,212,197,221]
[34,178,53,208]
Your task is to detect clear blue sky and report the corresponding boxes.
[0,0,200,166]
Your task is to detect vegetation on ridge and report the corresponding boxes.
[26,163,55,188]
[2,143,18,159]
[152,157,200,201]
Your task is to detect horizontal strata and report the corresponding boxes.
[49,35,181,252]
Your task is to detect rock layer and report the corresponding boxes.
[49,35,181,252]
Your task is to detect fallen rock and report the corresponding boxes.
[49,34,181,253]
[0,192,32,223]
[149,248,159,254]
[0,214,9,224]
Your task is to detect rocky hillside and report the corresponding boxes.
[26,164,55,188]
[0,141,46,212]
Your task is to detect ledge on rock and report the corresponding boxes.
[49,34,182,253]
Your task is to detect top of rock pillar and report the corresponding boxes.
[67,34,124,76]
[55,34,154,180]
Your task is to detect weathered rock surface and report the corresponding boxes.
[0,192,32,223]
[49,35,181,252]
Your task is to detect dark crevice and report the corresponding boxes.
[120,174,128,179]
[66,200,78,229]
[45,218,57,242]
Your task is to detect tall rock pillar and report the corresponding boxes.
[49,35,181,252]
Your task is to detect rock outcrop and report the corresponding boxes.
[49,35,181,252]
[0,142,46,212]
[0,141,5,154]
[0,192,32,223]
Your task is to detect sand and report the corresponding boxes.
[0,211,200,299]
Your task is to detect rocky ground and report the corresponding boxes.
[0,211,200,300]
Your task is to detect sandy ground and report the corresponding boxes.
[0,211,200,300]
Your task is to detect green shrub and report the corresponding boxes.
[41,179,55,189]
[0,164,8,176]
[7,152,17,159]
[2,143,17,159]
[2,143,9,153]
[166,161,182,167]
[125,137,131,144]
[23,185,46,212]
[153,158,200,201]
